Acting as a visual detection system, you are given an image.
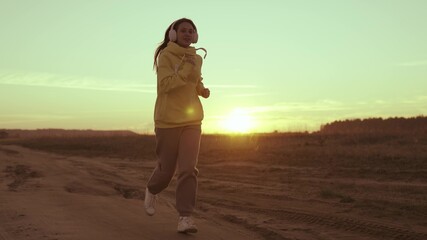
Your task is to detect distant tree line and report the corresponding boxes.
[320,116,427,134]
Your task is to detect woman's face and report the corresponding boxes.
[176,22,196,48]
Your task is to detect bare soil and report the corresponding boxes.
[1,133,426,240]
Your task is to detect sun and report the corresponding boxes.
[221,109,255,133]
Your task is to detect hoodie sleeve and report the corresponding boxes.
[196,76,205,95]
[157,52,193,94]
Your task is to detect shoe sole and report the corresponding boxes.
[145,211,155,216]
[178,228,198,234]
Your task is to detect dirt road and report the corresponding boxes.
[2,140,427,240]
[0,145,257,240]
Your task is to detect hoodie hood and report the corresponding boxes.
[164,42,197,58]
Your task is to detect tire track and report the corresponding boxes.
[200,197,427,240]
[274,209,426,240]
[4,165,42,191]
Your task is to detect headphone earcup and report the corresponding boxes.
[192,32,198,43]
[169,29,177,42]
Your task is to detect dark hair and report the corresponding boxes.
[153,18,197,72]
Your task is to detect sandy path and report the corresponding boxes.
[2,143,427,240]
[0,145,258,240]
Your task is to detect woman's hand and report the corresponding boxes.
[185,56,196,66]
[201,88,210,98]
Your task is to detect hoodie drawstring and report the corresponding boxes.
[195,48,207,59]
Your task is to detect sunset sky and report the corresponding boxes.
[1,0,426,134]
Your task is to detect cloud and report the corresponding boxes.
[396,60,427,67]
[227,93,269,98]
[202,97,427,133]
[209,84,258,89]
[0,114,73,125]
[243,100,347,114]
[0,71,156,93]
[0,71,260,94]
[224,98,426,123]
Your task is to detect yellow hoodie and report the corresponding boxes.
[154,42,206,128]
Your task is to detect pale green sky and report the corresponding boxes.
[1,0,426,133]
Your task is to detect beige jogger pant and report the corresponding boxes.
[147,124,201,216]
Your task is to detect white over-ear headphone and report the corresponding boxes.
[168,20,198,43]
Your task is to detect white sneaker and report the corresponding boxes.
[144,188,157,216]
[177,216,198,233]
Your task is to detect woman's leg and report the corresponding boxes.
[147,127,182,194]
[175,125,201,216]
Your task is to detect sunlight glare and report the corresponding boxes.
[221,109,254,133]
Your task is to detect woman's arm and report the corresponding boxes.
[157,53,195,93]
